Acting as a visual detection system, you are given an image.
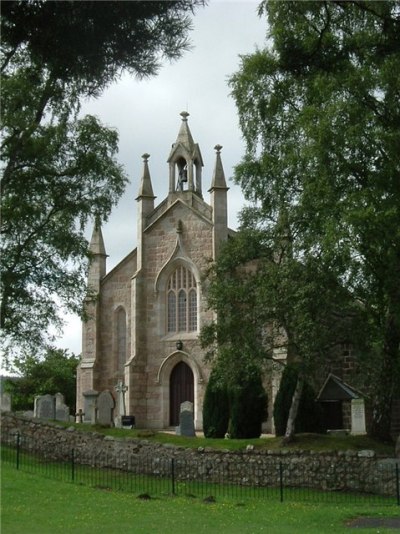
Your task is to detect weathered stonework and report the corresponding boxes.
[2,414,397,497]
[76,113,234,431]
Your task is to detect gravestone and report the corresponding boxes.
[82,390,99,423]
[55,392,70,422]
[55,392,65,408]
[351,398,366,435]
[0,392,12,412]
[97,390,115,427]
[176,401,196,437]
[34,394,55,420]
[56,404,70,422]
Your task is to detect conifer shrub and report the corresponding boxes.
[229,371,268,439]
[203,368,230,438]
[273,365,324,436]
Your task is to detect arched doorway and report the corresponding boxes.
[169,361,194,426]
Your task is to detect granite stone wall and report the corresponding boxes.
[1,413,397,497]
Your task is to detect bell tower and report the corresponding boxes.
[167,112,204,197]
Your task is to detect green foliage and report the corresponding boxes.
[202,368,230,438]
[273,366,323,437]
[0,0,204,356]
[203,364,267,439]
[4,348,79,411]
[229,370,268,439]
[229,0,400,440]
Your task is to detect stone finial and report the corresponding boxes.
[180,111,190,121]
[142,153,150,162]
[214,144,223,154]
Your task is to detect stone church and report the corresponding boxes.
[75,111,400,438]
[76,112,240,430]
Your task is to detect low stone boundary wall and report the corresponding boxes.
[1,413,398,496]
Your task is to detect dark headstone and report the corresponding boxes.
[96,390,115,426]
[82,390,98,423]
[176,401,195,437]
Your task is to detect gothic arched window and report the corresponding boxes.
[167,266,197,333]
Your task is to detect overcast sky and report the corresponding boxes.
[56,1,267,355]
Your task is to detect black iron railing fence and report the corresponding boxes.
[2,431,399,505]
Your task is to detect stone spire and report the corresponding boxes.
[209,144,228,191]
[174,111,196,152]
[88,219,107,290]
[136,154,155,271]
[136,153,155,200]
[209,145,229,259]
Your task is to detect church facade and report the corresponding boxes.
[76,112,243,429]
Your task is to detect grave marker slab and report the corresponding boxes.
[82,390,99,423]
[351,398,366,435]
[97,390,115,427]
[34,394,55,420]
[1,392,11,412]
[176,401,195,437]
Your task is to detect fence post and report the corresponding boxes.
[71,449,75,483]
[279,462,284,503]
[396,463,399,506]
[16,432,20,470]
[171,458,176,495]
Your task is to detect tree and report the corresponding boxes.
[201,228,358,442]
[273,365,323,437]
[3,348,79,412]
[1,1,204,356]
[203,367,230,438]
[229,1,400,441]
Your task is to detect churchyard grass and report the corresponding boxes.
[2,463,400,534]
[53,423,395,455]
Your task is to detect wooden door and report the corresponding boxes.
[170,361,194,426]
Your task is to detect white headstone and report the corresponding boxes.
[114,380,128,428]
[351,398,366,435]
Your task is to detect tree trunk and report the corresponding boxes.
[282,376,304,444]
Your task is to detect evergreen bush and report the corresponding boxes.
[202,368,230,438]
[229,371,268,439]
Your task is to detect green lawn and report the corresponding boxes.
[52,422,395,455]
[2,463,399,534]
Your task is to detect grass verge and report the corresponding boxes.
[48,422,395,455]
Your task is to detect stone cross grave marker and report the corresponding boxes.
[114,380,128,428]
[97,390,115,427]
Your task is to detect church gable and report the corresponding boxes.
[78,112,229,430]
